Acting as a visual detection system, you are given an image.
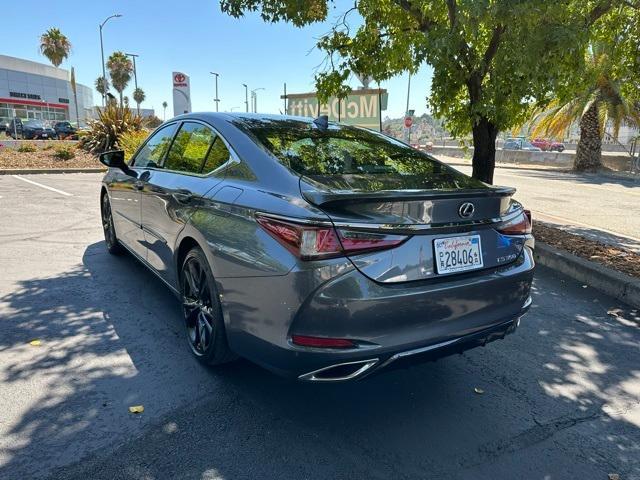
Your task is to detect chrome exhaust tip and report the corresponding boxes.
[298,359,379,382]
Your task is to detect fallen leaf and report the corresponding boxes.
[582,285,588,288]
[608,474,620,480]
[474,387,484,395]
[128,405,144,414]
[607,309,622,317]
[29,339,41,346]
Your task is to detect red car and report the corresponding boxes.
[531,138,565,152]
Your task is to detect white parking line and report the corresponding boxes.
[11,175,73,197]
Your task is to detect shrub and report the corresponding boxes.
[79,102,143,154]
[120,129,150,160]
[17,142,37,153]
[42,142,55,151]
[143,115,163,129]
[52,145,75,160]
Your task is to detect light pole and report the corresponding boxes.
[251,87,265,113]
[210,72,220,111]
[242,84,248,112]
[229,106,240,112]
[126,53,139,113]
[99,14,122,106]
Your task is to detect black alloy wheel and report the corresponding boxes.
[101,193,122,254]
[181,247,235,365]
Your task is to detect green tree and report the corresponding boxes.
[133,87,146,115]
[530,42,640,171]
[95,76,110,97]
[162,101,168,120]
[106,51,133,107]
[39,28,71,67]
[221,0,617,183]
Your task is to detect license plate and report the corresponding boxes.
[434,235,483,274]
[42,134,48,138]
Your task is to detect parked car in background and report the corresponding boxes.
[7,119,57,140]
[503,137,542,152]
[54,121,77,140]
[531,138,565,152]
[0,120,8,133]
[99,113,535,382]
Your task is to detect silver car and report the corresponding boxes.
[99,113,534,382]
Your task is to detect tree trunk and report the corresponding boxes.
[119,92,123,108]
[471,117,499,184]
[574,100,602,172]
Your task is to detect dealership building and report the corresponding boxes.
[0,54,94,126]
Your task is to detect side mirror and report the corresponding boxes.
[99,150,127,170]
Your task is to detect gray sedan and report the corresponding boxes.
[99,113,534,382]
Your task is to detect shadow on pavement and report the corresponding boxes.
[0,242,638,479]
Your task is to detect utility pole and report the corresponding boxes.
[99,14,122,106]
[210,72,219,112]
[242,84,248,112]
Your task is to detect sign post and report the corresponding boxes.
[172,72,192,116]
[281,89,387,131]
[404,109,414,143]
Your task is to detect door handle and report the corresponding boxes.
[172,190,194,204]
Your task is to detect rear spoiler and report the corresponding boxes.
[301,185,516,207]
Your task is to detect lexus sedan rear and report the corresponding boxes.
[99,113,534,382]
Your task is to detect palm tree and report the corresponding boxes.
[95,76,110,97]
[106,51,133,107]
[39,28,71,67]
[162,101,168,120]
[133,88,146,115]
[531,43,640,171]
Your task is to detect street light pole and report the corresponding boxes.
[99,14,122,106]
[126,53,139,114]
[210,72,219,112]
[251,87,265,113]
[242,84,248,112]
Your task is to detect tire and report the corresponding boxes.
[101,192,123,254]
[180,247,236,366]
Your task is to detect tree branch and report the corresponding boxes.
[480,24,505,78]
[588,0,613,25]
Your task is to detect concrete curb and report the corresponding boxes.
[0,168,106,175]
[534,243,640,308]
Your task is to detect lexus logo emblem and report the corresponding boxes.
[458,202,475,219]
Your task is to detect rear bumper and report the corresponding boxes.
[221,247,535,381]
[300,299,530,381]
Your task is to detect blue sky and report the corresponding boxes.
[3,0,433,119]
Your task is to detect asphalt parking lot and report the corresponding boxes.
[0,172,639,480]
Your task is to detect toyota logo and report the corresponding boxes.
[458,202,475,219]
[174,73,186,83]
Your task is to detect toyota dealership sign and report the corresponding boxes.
[172,71,191,116]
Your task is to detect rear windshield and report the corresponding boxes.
[243,119,486,190]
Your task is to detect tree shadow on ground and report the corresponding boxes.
[0,243,638,479]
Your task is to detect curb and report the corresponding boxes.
[445,161,570,174]
[0,168,106,175]
[534,243,640,308]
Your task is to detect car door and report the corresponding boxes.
[140,121,232,285]
[109,122,179,260]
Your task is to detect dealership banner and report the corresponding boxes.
[283,89,387,131]
[172,72,191,116]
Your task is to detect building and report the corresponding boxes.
[0,54,94,126]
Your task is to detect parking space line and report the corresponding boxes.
[11,175,73,197]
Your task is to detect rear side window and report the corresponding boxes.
[133,123,178,168]
[202,138,231,173]
[164,122,215,174]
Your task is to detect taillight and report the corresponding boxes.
[497,209,532,235]
[291,335,355,349]
[255,214,407,260]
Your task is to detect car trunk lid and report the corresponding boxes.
[300,175,526,283]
